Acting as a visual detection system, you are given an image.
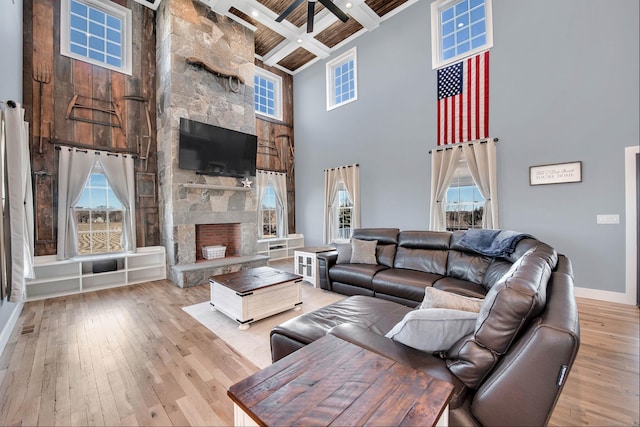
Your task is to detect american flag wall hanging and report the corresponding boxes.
[437,50,489,146]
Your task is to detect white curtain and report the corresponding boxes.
[270,171,289,238]
[99,153,137,252]
[339,164,360,231]
[1,102,35,302]
[429,147,462,231]
[57,148,136,259]
[462,139,499,228]
[323,168,340,244]
[256,170,288,238]
[57,149,97,259]
[256,170,269,237]
[323,164,359,244]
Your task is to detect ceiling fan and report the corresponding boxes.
[276,0,349,33]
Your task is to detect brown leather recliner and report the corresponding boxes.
[270,229,580,426]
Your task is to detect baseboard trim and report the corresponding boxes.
[574,286,635,305]
[0,301,23,358]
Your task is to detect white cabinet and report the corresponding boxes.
[257,234,304,260]
[26,246,166,301]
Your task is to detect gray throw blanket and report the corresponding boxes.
[459,229,534,258]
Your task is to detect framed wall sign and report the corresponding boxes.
[529,161,582,186]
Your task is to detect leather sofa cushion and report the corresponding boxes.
[353,228,399,245]
[433,277,488,298]
[482,258,513,290]
[398,230,451,249]
[329,263,388,290]
[447,250,492,284]
[372,268,442,303]
[446,246,553,389]
[394,247,448,275]
[271,295,412,346]
[376,244,397,267]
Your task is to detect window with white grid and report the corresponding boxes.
[254,67,283,121]
[431,0,493,69]
[61,0,132,75]
[326,47,358,111]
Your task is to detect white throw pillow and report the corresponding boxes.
[420,287,484,313]
[385,308,478,353]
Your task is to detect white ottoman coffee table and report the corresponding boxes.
[209,266,302,330]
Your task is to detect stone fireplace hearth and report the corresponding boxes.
[156,0,267,288]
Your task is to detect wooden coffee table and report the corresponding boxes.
[228,334,454,426]
[209,266,303,330]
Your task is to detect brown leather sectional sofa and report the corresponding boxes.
[270,228,581,426]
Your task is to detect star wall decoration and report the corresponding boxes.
[241,177,253,188]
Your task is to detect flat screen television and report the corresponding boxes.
[178,117,257,178]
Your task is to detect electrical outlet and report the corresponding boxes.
[596,214,620,224]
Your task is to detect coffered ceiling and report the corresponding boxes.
[201,0,419,74]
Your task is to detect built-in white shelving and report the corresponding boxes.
[256,234,304,260]
[26,246,167,301]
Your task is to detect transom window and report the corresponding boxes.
[431,0,493,69]
[61,0,132,75]
[254,67,283,121]
[75,169,124,255]
[326,47,358,111]
[445,155,485,230]
[260,184,278,238]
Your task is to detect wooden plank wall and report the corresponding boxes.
[255,60,296,234]
[23,0,159,256]
[23,0,297,254]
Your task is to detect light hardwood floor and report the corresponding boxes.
[0,264,638,426]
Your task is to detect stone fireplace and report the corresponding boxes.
[156,0,267,287]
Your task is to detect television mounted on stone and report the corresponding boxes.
[178,117,257,178]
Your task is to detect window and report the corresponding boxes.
[323,164,360,243]
[254,67,283,121]
[431,0,493,69]
[260,184,278,238]
[61,0,132,75]
[74,168,124,255]
[326,47,358,111]
[336,183,353,240]
[445,154,484,230]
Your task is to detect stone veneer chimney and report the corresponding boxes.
[156,0,261,286]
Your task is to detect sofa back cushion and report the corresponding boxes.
[447,231,493,285]
[352,228,400,268]
[445,244,555,389]
[394,231,451,275]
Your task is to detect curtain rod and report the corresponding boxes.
[428,137,499,154]
[53,139,138,157]
[324,163,359,172]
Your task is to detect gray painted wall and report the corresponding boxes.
[293,0,639,293]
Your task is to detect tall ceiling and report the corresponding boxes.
[202,0,419,74]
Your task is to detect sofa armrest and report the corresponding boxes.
[317,251,338,291]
